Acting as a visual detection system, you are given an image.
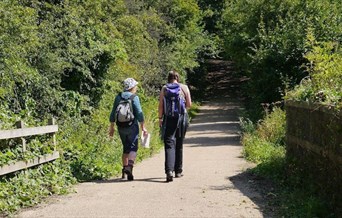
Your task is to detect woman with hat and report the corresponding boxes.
[109,78,148,181]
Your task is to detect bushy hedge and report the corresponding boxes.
[286,34,342,110]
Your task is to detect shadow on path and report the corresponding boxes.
[93,177,166,184]
[229,171,278,217]
[186,135,241,147]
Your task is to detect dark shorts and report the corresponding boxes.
[118,123,139,154]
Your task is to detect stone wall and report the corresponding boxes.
[285,101,341,213]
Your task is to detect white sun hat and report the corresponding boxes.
[123,78,138,91]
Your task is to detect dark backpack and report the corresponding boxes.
[115,93,136,127]
[163,83,185,118]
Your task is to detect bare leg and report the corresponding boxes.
[122,153,129,166]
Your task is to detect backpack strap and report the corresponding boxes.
[129,94,136,100]
[179,85,186,101]
[119,92,125,99]
[128,94,136,114]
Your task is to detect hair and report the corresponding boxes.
[167,70,180,83]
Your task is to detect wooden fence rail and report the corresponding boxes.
[0,118,60,176]
[285,101,341,214]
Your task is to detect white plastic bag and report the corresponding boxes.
[141,133,151,148]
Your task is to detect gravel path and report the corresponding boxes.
[17,60,274,218]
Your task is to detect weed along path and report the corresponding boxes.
[17,60,274,218]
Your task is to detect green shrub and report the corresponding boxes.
[0,161,76,216]
[239,117,256,134]
[187,101,200,121]
[256,107,286,145]
[243,134,285,164]
[241,107,286,181]
[220,0,342,120]
[286,35,342,110]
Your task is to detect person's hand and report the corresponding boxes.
[159,119,163,128]
[142,128,148,136]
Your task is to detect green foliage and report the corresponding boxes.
[281,193,332,218]
[140,0,216,81]
[256,108,286,145]
[243,134,285,164]
[281,155,338,218]
[241,107,286,165]
[198,0,225,34]
[187,101,200,121]
[0,161,76,216]
[220,0,342,120]
[286,35,342,110]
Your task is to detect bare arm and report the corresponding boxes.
[158,87,165,126]
[109,122,115,137]
[184,85,192,109]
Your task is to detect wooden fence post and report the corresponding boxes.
[15,121,26,152]
[48,118,56,151]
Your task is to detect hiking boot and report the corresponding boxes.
[121,167,125,179]
[124,165,134,181]
[175,173,183,178]
[166,171,173,182]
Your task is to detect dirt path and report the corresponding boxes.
[17,60,274,218]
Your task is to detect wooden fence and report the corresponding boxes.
[0,118,60,176]
[285,100,341,214]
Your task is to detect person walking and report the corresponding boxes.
[109,78,148,181]
[158,71,192,182]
